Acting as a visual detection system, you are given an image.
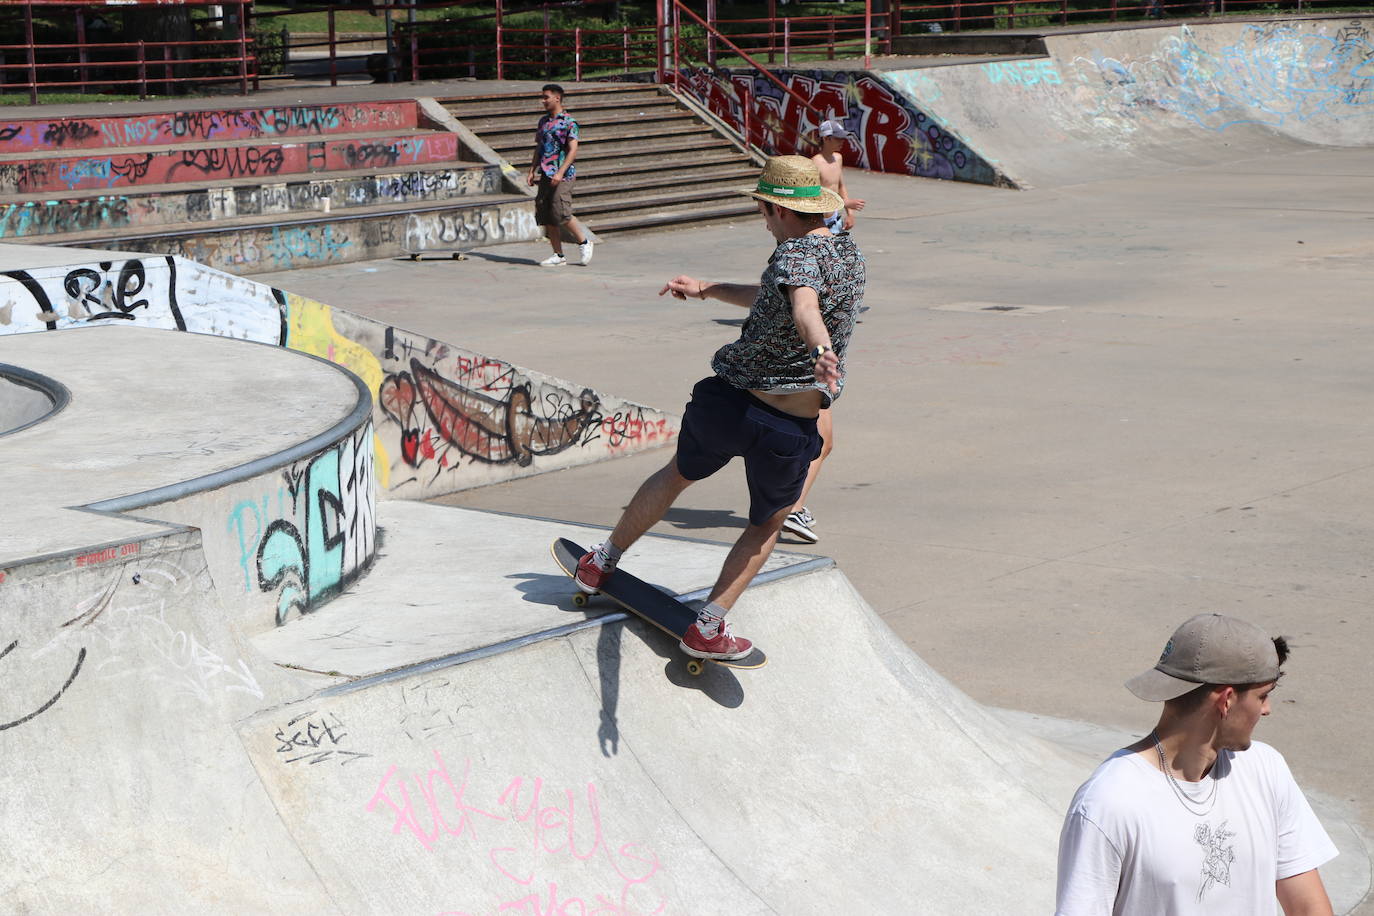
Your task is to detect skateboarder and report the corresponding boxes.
[527,83,593,267]
[575,155,866,660]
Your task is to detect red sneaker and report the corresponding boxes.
[575,548,614,594]
[680,620,753,660]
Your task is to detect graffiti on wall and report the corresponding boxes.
[0,253,677,513]
[679,67,997,183]
[1066,21,1374,133]
[0,255,284,340]
[226,422,378,624]
[0,166,501,241]
[1,546,264,734]
[0,101,415,155]
[402,205,538,252]
[0,134,457,195]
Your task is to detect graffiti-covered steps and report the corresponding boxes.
[442,83,762,235]
[0,162,505,241]
[0,99,542,272]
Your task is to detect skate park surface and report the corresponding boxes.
[4,16,1374,913]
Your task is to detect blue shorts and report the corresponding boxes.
[675,376,822,525]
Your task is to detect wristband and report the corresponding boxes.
[811,345,832,363]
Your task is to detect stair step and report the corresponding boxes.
[0,100,420,154]
[592,200,759,234]
[577,163,757,194]
[32,191,526,247]
[0,161,504,240]
[0,131,459,195]
[458,106,695,135]
[579,184,752,216]
[492,132,734,162]
[482,118,709,150]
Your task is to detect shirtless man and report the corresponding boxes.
[781,118,866,543]
[812,118,865,234]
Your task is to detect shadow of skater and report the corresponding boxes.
[661,506,748,532]
[595,622,622,756]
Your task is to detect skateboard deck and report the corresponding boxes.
[550,538,767,675]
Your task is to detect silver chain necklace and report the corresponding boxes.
[1151,730,1219,817]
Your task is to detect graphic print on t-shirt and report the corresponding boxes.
[1194,820,1237,901]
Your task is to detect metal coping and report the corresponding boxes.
[86,337,373,514]
[317,555,835,697]
[0,362,70,438]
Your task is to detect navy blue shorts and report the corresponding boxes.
[675,376,822,525]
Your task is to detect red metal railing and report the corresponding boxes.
[2,0,254,102]
[3,0,1331,100]
[667,0,831,159]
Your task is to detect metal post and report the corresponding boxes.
[543,5,551,78]
[410,33,419,82]
[385,4,395,83]
[575,28,582,80]
[706,0,716,67]
[783,19,790,67]
[672,2,680,93]
[137,40,147,99]
[328,7,338,87]
[654,0,664,83]
[889,0,900,49]
[954,0,962,32]
[243,1,255,92]
[76,9,89,94]
[768,0,777,64]
[864,0,872,68]
[497,0,505,81]
[24,1,37,104]
[623,25,629,72]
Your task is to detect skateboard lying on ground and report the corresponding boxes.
[550,537,767,676]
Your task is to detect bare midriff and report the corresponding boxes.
[749,387,823,419]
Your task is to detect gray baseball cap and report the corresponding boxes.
[1125,613,1281,701]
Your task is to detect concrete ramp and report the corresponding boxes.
[878,18,1374,187]
[237,510,1076,914]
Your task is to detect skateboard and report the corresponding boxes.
[550,537,767,676]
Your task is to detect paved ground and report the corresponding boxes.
[259,143,1374,882]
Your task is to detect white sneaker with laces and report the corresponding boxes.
[783,507,818,543]
[539,253,567,267]
[578,239,594,266]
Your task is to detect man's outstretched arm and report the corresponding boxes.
[660,275,757,308]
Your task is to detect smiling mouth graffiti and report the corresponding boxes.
[382,358,601,469]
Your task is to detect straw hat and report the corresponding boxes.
[740,155,844,214]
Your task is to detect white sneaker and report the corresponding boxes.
[578,239,594,265]
[783,507,818,543]
[539,253,567,267]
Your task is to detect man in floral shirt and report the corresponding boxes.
[527,84,593,267]
[574,155,865,660]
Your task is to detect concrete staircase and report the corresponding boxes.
[0,100,538,274]
[441,83,761,235]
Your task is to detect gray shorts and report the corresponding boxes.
[535,177,575,226]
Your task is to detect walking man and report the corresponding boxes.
[574,155,865,659]
[527,83,593,267]
[1056,613,1337,915]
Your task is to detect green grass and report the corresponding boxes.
[250,2,469,32]
[0,91,146,105]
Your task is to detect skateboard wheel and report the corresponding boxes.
[572,592,589,608]
[409,253,419,261]
[452,252,465,260]
[686,660,705,677]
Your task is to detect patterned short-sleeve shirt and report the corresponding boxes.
[711,233,865,406]
[535,112,579,179]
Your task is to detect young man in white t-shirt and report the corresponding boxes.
[1056,613,1337,916]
